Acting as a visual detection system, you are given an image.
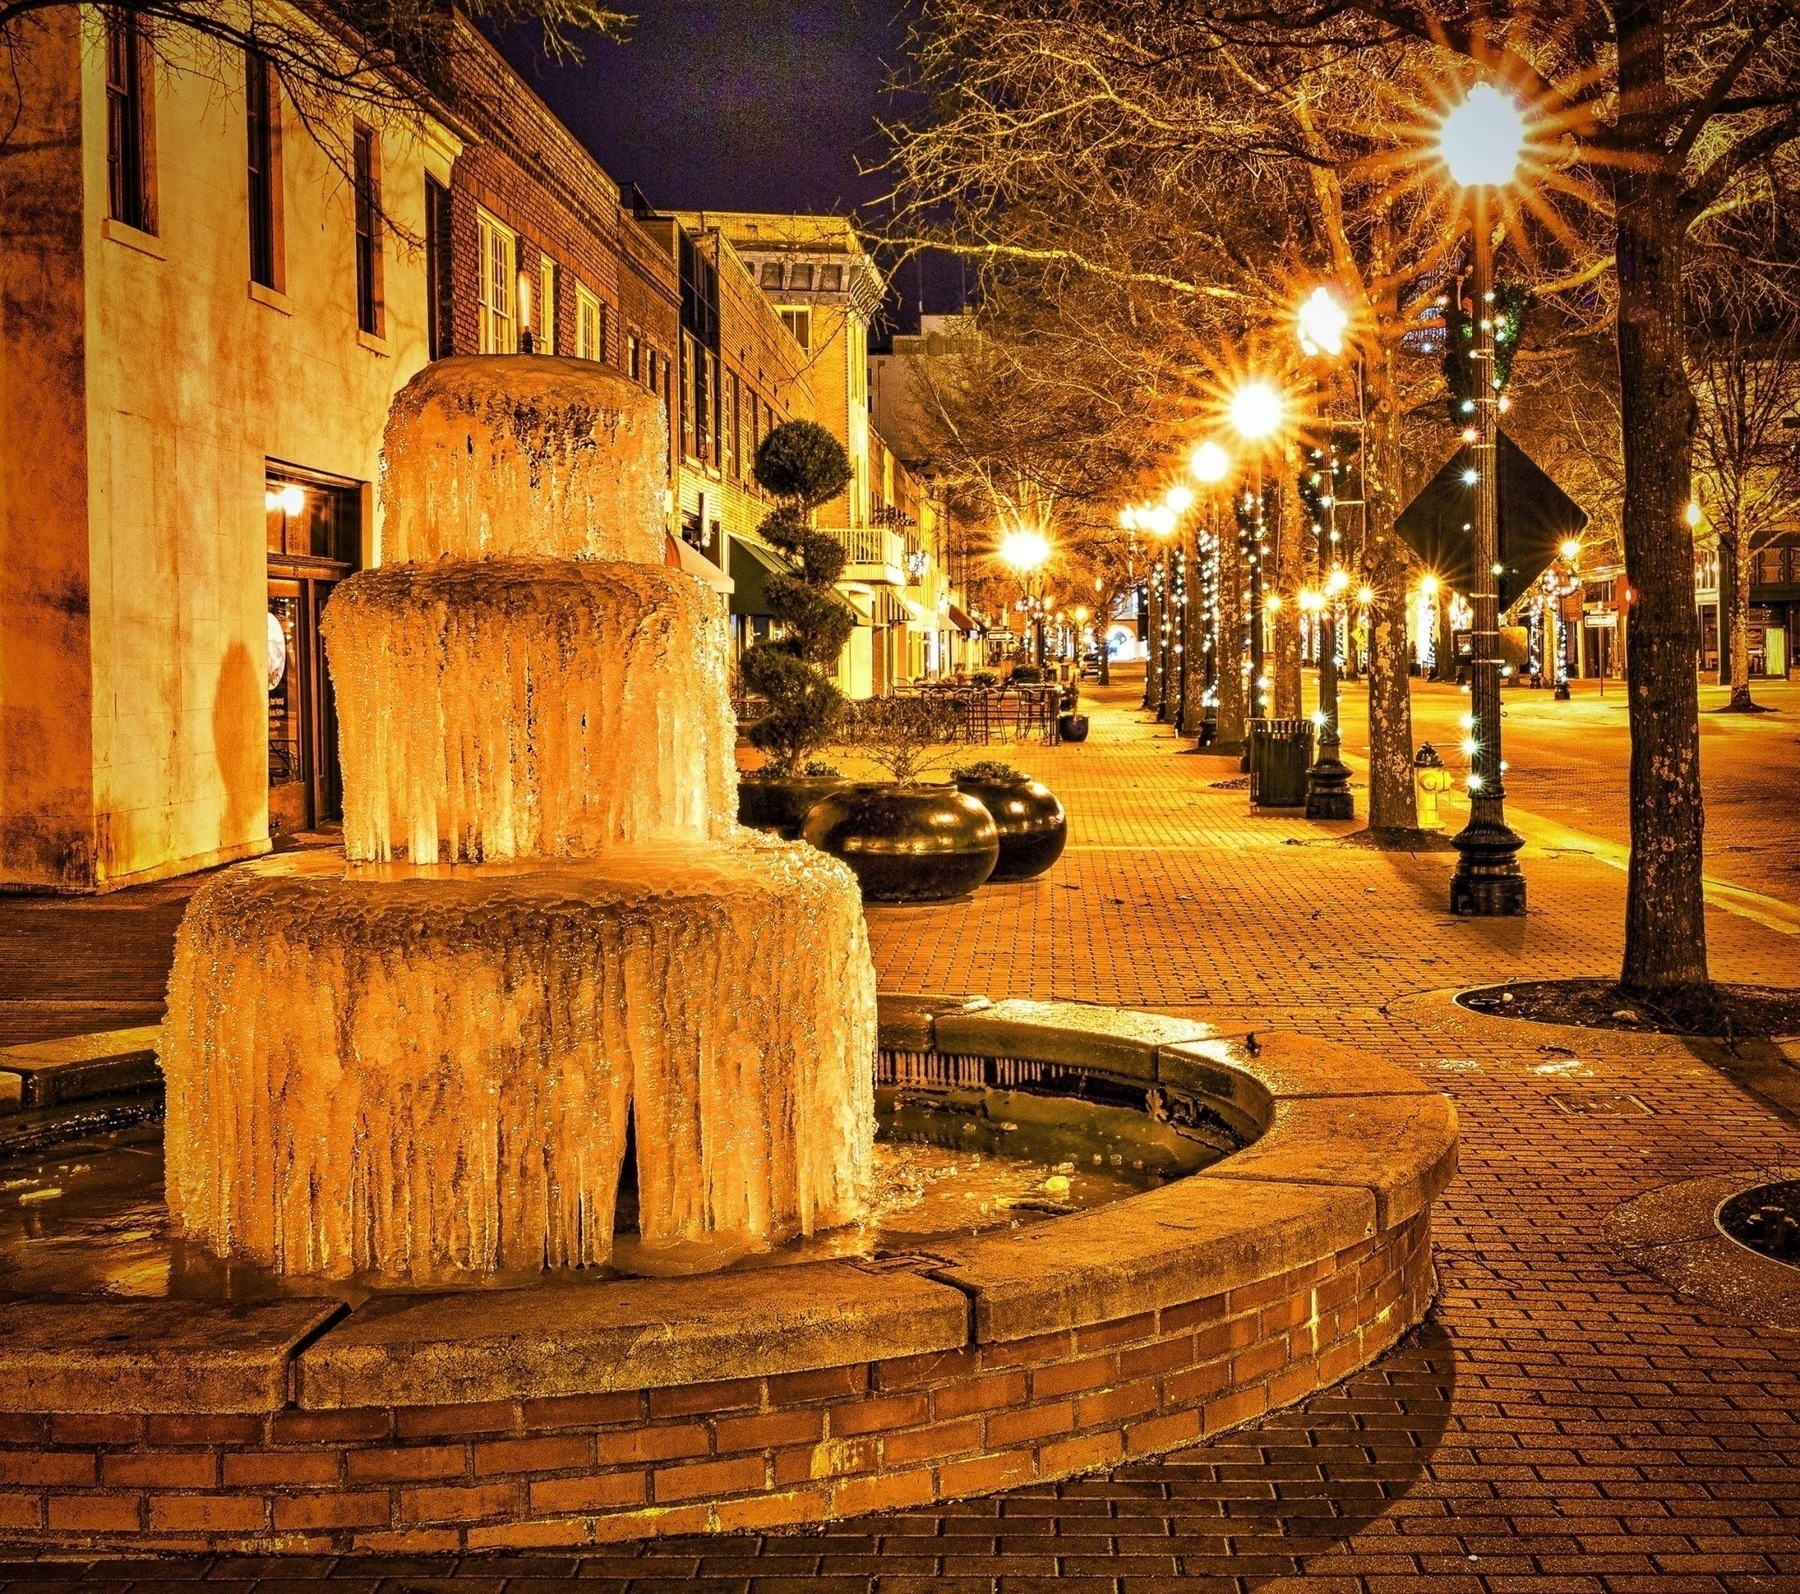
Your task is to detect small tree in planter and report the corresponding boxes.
[843,695,963,784]
[737,423,856,831]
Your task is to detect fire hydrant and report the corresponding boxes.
[1415,743,1453,829]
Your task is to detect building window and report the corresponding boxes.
[692,343,716,464]
[245,50,281,288]
[576,282,604,361]
[820,263,843,291]
[789,263,815,291]
[425,176,453,359]
[680,336,696,459]
[477,209,516,353]
[725,372,741,479]
[352,126,382,336]
[105,10,153,232]
[780,308,811,351]
[538,257,558,356]
[627,331,641,383]
[759,261,782,289]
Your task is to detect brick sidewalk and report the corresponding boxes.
[5,671,1800,1590]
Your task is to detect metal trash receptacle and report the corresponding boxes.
[1248,718,1315,808]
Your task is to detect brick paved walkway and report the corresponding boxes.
[5,670,1800,1590]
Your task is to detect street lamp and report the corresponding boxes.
[1437,83,1527,917]
[1293,291,1356,820]
[1000,529,1051,669]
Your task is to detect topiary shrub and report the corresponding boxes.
[738,421,858,777]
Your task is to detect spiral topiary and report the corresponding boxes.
[738,421,858,776]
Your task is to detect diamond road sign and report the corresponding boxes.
[1395,428,1588,607]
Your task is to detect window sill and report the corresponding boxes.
[102,218,164,260]
[249,281,291,315]
[356,328,390,357]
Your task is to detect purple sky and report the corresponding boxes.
[497,0,964,336]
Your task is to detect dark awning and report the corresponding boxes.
[728,537,793,617]
[947,603,979,634]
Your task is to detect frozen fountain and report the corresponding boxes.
[160,357,878,1280]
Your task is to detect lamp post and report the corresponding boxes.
[1440,84,1527,916]
[1293,286,1356,819]
[999,528,1051,672]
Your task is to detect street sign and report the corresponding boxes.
[1585,611,1618,629]
[1395,428,1588,605]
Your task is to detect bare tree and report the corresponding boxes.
[1689,252,1800,711]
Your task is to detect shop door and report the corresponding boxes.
[266,469,360,832]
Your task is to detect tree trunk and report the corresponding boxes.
[1216,516,1249,748]
[1715,532,1735,688]
[1360,262,1418,832]
[1272,482,1303,718]
[1365,537,1418,830]
[1726,529,1755,710]
[1181,542,1207,735]
[1143,578,1161,708]
[1614,0,1709,993]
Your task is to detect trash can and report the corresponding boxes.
[1248,718,1314,809]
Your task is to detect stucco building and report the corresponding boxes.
[0,17,689,891]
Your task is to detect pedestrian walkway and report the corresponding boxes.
[4,671,1800,1590]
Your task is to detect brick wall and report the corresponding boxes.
[443,27,678,395]
[0,1213,1433,1553]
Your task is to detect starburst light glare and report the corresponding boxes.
[1297,286,1350,357]
[1326,569,1349,595]
[1145,505,1178,539]
[1420,574,1439,597]
[999,529,1050,572]
[1462,468,1480,486]
[1164,484,1195,514]
[1356,585,1375,606]
[1190,439,1231,483]
[1560,539,1581,562]
[1228,381,1284,441]
[1438,82,1525,188]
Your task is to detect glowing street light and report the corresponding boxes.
[1296,286,1350,358]
[999,529,1050,573]
[1685,500,1703,528]
[1164,484,1195,515]
[1436,82,1525,188]
[1228,381,1284,441]
[1190,439,1231,484]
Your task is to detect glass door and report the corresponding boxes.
[265,467,360,833]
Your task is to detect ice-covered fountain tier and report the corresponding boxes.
[161,357,877,1280]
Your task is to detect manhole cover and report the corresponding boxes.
[1718,1180,1800,1267]
[1548,1090,1651,1116]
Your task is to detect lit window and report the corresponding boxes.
[576,282,604,362]
[476,210,516,353]
[780,308,811,351]
[538,257,557,356]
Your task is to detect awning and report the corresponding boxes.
[947,603,980,634]
[665,533,733,596]
[727,536,792,616]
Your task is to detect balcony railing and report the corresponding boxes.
[821,524,908,585]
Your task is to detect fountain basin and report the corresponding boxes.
[0,998,1455,1552]
[161,841,875,1278]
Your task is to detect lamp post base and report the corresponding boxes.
[1449,820,1527,916]
[1305,753,1355,820]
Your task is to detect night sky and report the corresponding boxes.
[496,0,962,338]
